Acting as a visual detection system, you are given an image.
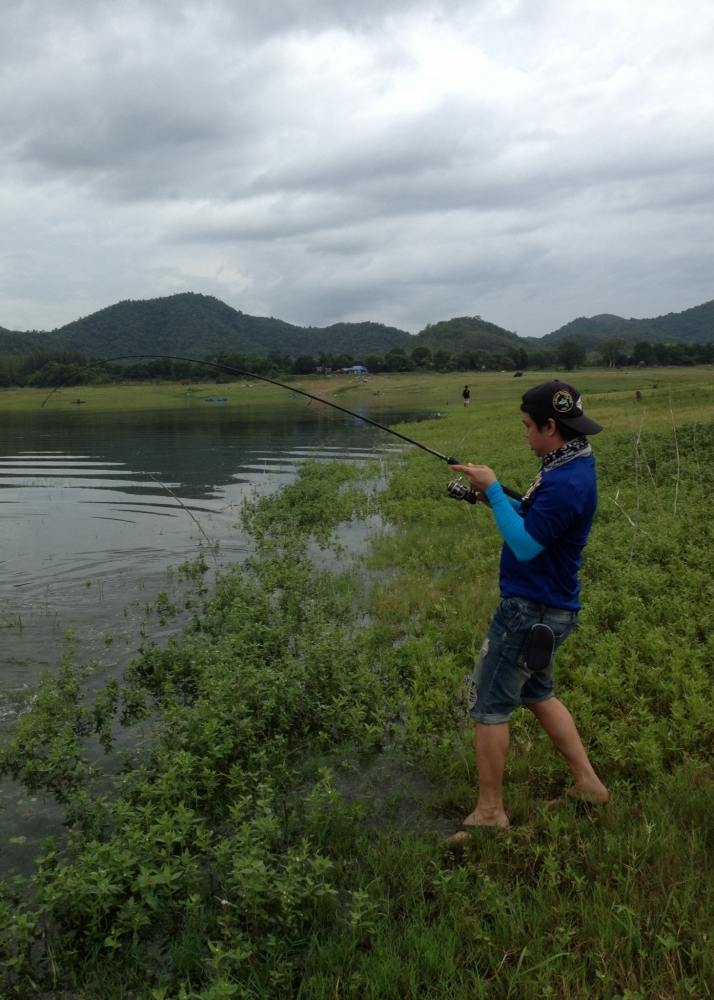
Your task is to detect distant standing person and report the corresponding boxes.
[462,385,471,407]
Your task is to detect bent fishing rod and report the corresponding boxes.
[41,353,522,502]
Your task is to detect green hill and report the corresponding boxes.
[0,293,412,360]
[50,294,290,357]
[413,316,520,355]
[539,300,714,348]
[0,328,55,354]
[648,299,714,342]
[302,321,412,356]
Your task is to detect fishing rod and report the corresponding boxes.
[41,353,522,501]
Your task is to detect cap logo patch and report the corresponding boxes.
[552,389,574,413]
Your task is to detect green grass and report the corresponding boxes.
[2,366,713,426]
[1,369,713,999]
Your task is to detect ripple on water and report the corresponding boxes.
[0,407,414,874]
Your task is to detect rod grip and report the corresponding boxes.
[503,485,524,502]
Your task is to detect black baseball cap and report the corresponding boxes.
[521,380,603,435]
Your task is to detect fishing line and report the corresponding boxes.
[144,471,219,569]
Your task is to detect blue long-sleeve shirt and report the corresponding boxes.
[485,481,544,561]
[485,452,598,610]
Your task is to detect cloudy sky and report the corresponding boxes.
[2,0,713,338]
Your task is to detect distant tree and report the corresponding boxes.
[383,348,413,372]
[509,347,529,370]
[145,358,173,378]
[660,342,692,365]
[411,346,432,368]
[124,363,152,381]
[432,349,452,370]
[292,355,316,374]
[556,339,586,371]
[528,348,557,369]
[26,362,86,387]
[171,360,202,380]
[478,349,499,369]
[332,354,355,369]
[652,342,673,365]
[244,355,271,375]
[365,354,385,372]
[632,341,654,366]
[457,349,495,370]
[267,350,293,373]
[599,337,625,367]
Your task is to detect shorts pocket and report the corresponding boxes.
[499,598,527,633]
[544,610,578,644]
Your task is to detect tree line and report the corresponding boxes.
[0,338,712,388]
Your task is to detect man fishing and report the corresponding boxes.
[449,380,609,835]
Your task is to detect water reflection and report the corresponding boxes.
[0,405,416,705]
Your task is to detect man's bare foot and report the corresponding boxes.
[446,806,510,845]
[548,782,609,809]
[463,806,510,829]
[567,781,609,804]
[463,807,510,828]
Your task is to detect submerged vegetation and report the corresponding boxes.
[1,372,713,998]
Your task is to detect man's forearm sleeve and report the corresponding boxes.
[485,481,545,561]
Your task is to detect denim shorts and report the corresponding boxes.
[468,597,578,725]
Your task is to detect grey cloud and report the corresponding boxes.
[2,4,284,199]
[2,0,488,204]
[201,0,451,40]
[2,0,714,338]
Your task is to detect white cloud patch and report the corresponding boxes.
[1,0,713,334]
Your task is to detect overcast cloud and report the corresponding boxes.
[2,0,713,337]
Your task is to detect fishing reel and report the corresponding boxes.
[446,477,481,504]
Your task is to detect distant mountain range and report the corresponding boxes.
[0,292,712,360]
[533,299,714,350]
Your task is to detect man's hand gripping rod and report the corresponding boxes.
[438,452,522,506]
[385,437,522,505]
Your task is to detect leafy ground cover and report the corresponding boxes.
[1,371,713,998]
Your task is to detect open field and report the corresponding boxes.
[1,368,713,998]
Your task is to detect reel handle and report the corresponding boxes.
[446,479,480,504]
[445,457,523,503]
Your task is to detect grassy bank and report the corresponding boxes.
[1,366,713,426]
[1,371,713,998]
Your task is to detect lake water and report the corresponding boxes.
[0,403,429,717]
[1,400,433,871]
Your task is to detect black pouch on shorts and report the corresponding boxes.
[525,623,555,671]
